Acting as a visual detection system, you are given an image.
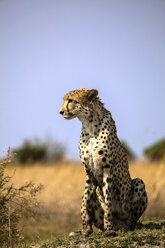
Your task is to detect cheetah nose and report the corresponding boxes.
[60,110,64,115]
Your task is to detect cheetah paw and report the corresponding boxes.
[104,230,117,237]
[82,229,93,237]
[69,230,81,236]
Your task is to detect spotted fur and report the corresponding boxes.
[60,88,148,236]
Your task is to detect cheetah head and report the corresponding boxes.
[59,88,98,120]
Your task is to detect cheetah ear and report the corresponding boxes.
[87,89,98,101]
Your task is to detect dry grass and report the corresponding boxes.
[6,161,165,242]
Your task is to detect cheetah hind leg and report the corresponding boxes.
[130,178,148,224]
[116,178,148,233]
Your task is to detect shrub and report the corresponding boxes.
[13,140,47,163]
[144,138,165,162]
[13,139,66,164]
[121,141,136,161]
[0,149,43,246]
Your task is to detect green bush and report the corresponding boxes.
[121,141,136,161]
[0,150,43,246]
[13,140,47,163]
[144,138,165,162]
[13,139,66,164]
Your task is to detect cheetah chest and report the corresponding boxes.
[81,137,103,182]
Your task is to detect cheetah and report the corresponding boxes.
[59,88,148,237]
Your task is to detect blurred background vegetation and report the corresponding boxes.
[13,138,66,164]
[144,139,165,162]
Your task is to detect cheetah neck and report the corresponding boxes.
[79,101,108,137]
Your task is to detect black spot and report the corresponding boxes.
[102,157,106,162]
[143,192,147,197]
[98,150,103,155]
[93,179,98,186]
[106,178,112,183]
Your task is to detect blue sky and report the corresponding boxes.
[0,0,165,159]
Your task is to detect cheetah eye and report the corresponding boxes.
[68,99,73,103]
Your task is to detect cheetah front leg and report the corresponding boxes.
[103,165,116,237]
[81,174,96,237]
